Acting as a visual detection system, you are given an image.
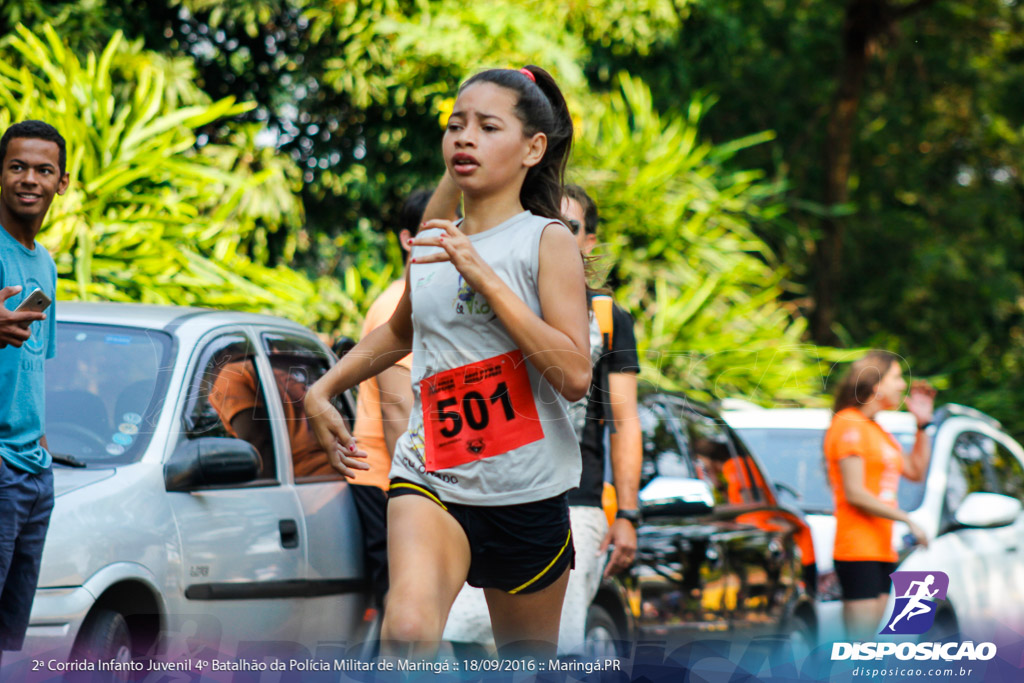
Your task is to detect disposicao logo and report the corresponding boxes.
[883,570,949,635]
[831,569,997,663]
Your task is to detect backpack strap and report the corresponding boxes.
[591,295,618,510]
[591,294,614,352]
[590,294,615,429]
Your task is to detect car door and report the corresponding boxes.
[166,330,308,653]
[633,400,728,637]
[917,426,1018,635]
[683,406,788,638]
[978,429,1024,632]
[258,330,368,645]
[725,433,804,631]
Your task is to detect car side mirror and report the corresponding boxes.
[640,476,715,518]
[953,492,1022,528]
[165,437,261,492]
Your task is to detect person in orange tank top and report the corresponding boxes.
[346,190,432,608]
[825,350,936,641]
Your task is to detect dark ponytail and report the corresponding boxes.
[460,65,573,223]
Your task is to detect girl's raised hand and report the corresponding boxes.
[905,380,937,426]
[409,219,497,294]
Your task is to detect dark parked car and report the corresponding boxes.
[584,393,817,656]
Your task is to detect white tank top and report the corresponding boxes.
[389,210,582,505]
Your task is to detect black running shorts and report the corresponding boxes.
[834,559,897,600]
[389,478,574,594]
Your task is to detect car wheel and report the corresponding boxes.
[931,609,959,643]
[786,611,817,661]
[584,604,622,659]
[72,608,133,679]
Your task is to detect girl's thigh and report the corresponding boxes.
[484,564,571,658]
[386,494,472,624]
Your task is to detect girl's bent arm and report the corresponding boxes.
[309,285,414,405]
[902,429,931,481]
[483,223,591,400]
[412,220,591,400]
[421,172,461,223]
[838,455,909,522]
[305,280,414,476]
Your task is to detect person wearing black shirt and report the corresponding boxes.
[557,184,641,655]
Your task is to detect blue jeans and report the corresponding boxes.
[0,460,53,651]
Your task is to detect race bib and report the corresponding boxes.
[420,350,544,471]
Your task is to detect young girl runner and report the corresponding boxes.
[305,65,590,659]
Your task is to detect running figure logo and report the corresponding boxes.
[883,570,949,635]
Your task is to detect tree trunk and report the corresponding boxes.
[812,0,937,344]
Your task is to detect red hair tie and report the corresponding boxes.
[519,67,536,83]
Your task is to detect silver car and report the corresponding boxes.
[9,303,371,672]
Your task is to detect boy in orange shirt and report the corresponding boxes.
[347,190,432,606]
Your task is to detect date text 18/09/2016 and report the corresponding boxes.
[32,657,623,675]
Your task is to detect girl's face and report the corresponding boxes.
[443,82,545,196]
[873,361,907,409]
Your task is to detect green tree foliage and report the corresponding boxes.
[1,2,847,412]
[0,24,391,338]
[575,75,844,404]
[584,0,1024,434]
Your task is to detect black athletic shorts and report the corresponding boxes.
[834,559,897,600]
[389,478,574,595]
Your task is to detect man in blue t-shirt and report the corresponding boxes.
[0,121,68,664]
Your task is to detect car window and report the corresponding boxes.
[687,413,748,507]
[896,476,927,513]
[886,426,927,512]
[47,323,172,465]
[730,427,833,512]
[892,431,917,452]
[638,403,692,487]
[727,429,774,504]
[184,334,277,481]
[945,432,995,517]
[261,332,347,483]
[990,436,1024,502]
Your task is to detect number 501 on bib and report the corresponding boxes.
[420,350,544,471]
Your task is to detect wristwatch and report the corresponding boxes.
[615,509,641,527]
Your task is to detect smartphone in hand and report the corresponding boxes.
[13,288,52,329]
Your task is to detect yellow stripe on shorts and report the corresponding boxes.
[508,529,572,595]
[389,482,448,511]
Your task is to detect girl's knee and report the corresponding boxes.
[381,604,445,645]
